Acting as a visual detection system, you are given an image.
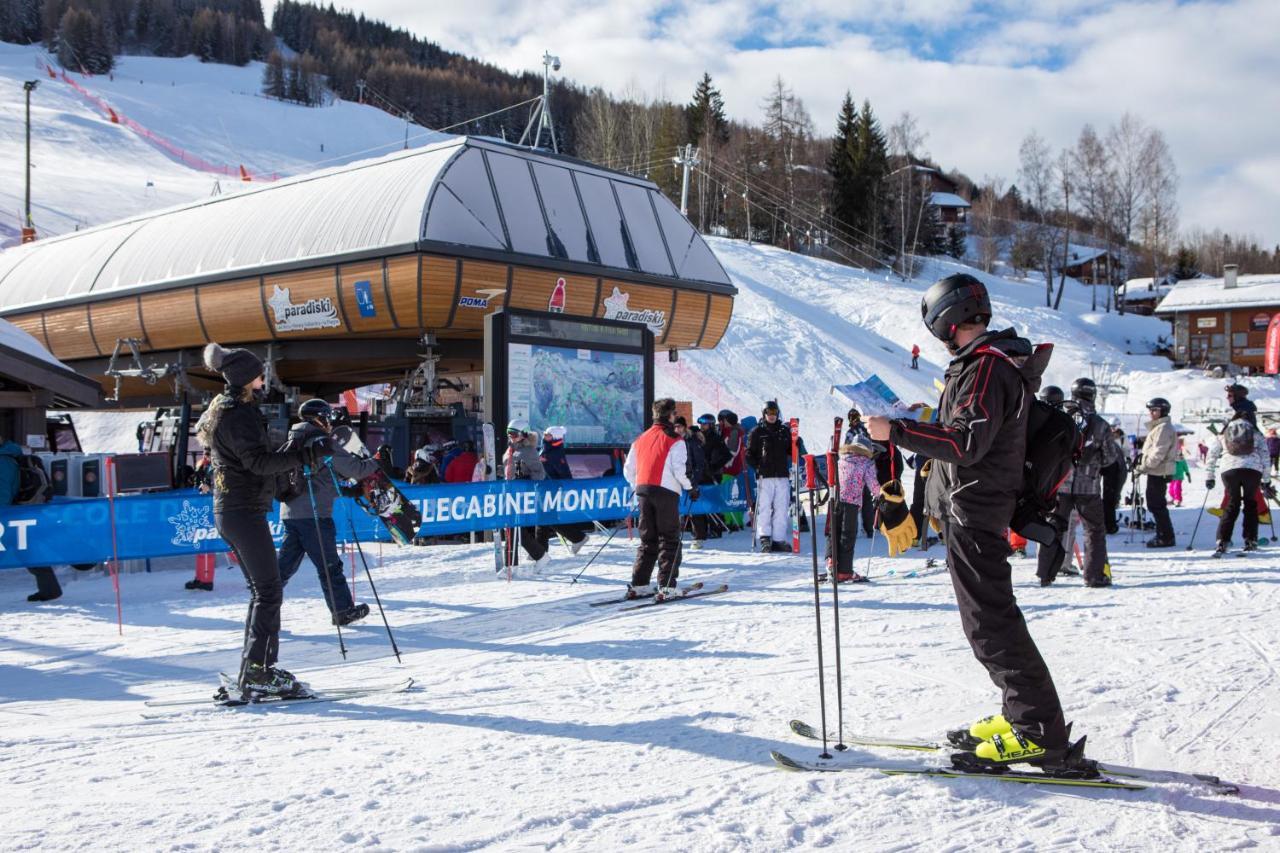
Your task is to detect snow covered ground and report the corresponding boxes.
[4,475,1280,850]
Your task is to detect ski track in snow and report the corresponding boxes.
[5,479,1280,851]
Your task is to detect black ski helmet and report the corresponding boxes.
[762,400,781,417]
[1145,397,1171,417]
[299,398,333,424]
[921,273,991,343]
[1070,377,1097,403]
[1039,386,1064,406]
[717,409,738,425]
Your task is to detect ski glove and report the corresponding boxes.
[1206,477,1215,490]
[875,479,917,557]
[1265,484,1278,502]
[688,486,701,502]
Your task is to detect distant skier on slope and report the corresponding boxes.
[867,273,1091,776]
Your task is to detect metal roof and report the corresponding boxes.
[1155,273,1280,314]
[0,136,732,314]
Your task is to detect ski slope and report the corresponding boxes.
[5,44,1280,851]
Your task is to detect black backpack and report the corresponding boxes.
[15,455,53,505]
[1011,396,1082,545]
[1071,408,1103,468]
[274,434,304,503]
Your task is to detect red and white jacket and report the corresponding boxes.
[624,422,693,496]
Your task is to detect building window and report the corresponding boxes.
[1232,332,1248,349]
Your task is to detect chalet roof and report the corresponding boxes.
[929,191,970,209]
[0,136,731,315]
[1155,273,1280,314]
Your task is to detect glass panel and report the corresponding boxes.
[486,152,551,257]
[651,191,731,283]
[532,163,593,262]
[424,186,506,249]
[614,183,673,276]
[574,172,629,268]
[435,147,507,248]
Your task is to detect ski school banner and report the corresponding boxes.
[0,476,749,569]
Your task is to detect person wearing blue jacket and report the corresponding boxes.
[537,426,588,555]
[0,438,61,602]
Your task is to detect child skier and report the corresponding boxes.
[827,433,881,582]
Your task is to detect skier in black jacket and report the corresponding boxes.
[868,274,1087,776]
[197,344,325,697]
[746,401,794,552]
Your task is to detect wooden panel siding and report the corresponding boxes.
[339,260,397,334]
[261,268,343,338]
[452,260,510,331]
[387,255,419,331]
[421,256,459,329]
[8,314,50,352]
[43,304,99,359]
[139,289,202,350]
[507,268,596,317]
[663,290,708,349]
[201,279,274,342]
[88,298,146,351]
[701,294,733,348]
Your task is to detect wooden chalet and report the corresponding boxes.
[0,137,736,404]
[1155,266,1280,370]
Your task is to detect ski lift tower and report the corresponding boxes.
[519,51,561,153]
[1090,357,1128,413]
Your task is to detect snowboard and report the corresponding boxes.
[332,425,421,546]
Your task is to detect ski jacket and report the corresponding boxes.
[1136,417,1177,478]
[700,428,732,478]
[888,328,1037,535]
[873,443,904,485]
[280,422,380,520]
[1268,435,1280,458]
[837,453,880,506]
[746,419,793,479]
[445,451,480,484]
[685,433,708,486]
[1060,401,1121,496]
[1206,420,1271,480]
[539,441,573,480]
[504,442,546,481]
[199,394,307,515]
[0,441,22,505]
[1173,457,1191,481]
[624,422,692,496]
[721,424,746,476]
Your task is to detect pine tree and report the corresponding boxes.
[1172,245,1198,280]
[262,49,285,98]
[947,224,967,259]
[852,99,889,260]
[686,72,727,146]
[826,92,859,254]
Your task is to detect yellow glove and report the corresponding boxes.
[875,479,918,557]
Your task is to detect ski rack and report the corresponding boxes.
[104,338,198,403]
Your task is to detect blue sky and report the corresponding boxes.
[269,0,1279,245]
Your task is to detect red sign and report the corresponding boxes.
[1265,315,1280,374]
[548,277,566,313]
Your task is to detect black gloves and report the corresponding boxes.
[1265,483,1278,502]
[688,486,701,501]
[1206,477,1215,490]
[303,435,331,468]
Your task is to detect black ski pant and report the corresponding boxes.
[860,486,876,537]
[1217,468,1262,544]
[520,526,545,561]
[1101,462,1124,533]
[824,501,861,574]
[910,463,929,540]
[1145,474,1175,542]
[278,518,354,615]
[216,510,283,682]
[28,567,61,598]
[944,522,1069,749]
[630,487,681,588]
[1037,493,1108,584]
[535,524,587,552]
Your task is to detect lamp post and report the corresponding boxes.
[22,79,38,243]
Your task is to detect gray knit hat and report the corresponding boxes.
[203,343,263,388]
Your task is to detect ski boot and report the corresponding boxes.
[953,732,1099,779]
[1212,540,1229,558]
[835,572,868,583]
[1243,539,1260,552]
[770,541,792,553]
[571,535,589,556]
[333,603,370,626]
[1145,536,1175,548]
[1085,576,1112,588]
[625,582,657,600]
[184,578,214,591]
[946,713,1016,750]
[239,663,309,700]
[759,537,773,553]
[691,539,704,550]
[654,585,683,602]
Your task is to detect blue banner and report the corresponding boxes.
[0,474,753,570]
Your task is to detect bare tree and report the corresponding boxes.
[970,176,1006,273]
[1138,128,1179,283]
[1106,113,1158,314]
[1018,130,1057,306]
[761,76,814,249]
[888,111,929,276]
[1072,124,1114,311]
[1054,148,1072,309]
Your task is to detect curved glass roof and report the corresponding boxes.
[0,137,732,314]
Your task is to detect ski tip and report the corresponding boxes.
[770,750,805,771]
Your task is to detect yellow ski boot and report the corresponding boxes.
[947,713,1013,749]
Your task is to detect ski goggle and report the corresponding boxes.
[763,407,779,416]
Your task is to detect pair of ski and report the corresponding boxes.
[774,719,1238,794]
[142,676,415,716]
[587,581,730,611]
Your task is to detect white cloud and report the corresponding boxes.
[266,0,1280,244]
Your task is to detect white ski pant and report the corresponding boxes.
[756,477,792,542]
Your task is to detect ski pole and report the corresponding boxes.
[303,465,346,659]
[572,519,623,583]
[329,469,400,661]
[1185,485,1211,551]
[865,507,881,577]
[804,456,832,759]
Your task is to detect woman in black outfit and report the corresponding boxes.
[197,343,324,696]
